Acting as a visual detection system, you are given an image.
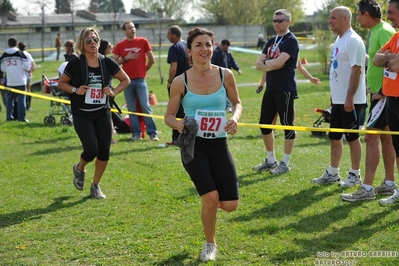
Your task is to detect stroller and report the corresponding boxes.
[41,72,73,126]
[311,104,332,137]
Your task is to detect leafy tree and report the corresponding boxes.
[55,0,72,13]
[200,0,305,25]
[89,0,125,13]
[0,0,14,14]
[201,0,264,24]
[313,28,335,74]
[132,0,190,22]
[131,0,191,83]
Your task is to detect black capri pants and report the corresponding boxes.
[73,108,112,162]
[182,137,239,201]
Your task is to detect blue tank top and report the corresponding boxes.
[181,68,227,138]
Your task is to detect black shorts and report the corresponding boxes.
[182,137,239,201]
[329,104,366,141]
[259,89,295,139]
[366,96,388,130]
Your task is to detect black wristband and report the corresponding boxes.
[122,57,126,62]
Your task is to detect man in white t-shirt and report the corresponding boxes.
[312,6,367,187]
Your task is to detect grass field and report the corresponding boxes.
[1,49,399,265]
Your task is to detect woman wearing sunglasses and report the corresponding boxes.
[58,27,130,199]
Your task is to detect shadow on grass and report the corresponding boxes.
[238,171,281,187]
[0,196,89,228]
[28,144,81,156]
[231,186,341,222]
[231,184,395,264]
[268,209,392,264]
[154,251,201,266]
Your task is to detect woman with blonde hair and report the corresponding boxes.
[58,27,130,199]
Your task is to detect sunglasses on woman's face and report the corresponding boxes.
[85,37,99,44]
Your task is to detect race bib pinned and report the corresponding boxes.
[384,67,397,80]
[194,109,227,139]
[85,83,106,104]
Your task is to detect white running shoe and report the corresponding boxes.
[340,186,376,202]
[312,170,340,184]
[338,172,362,187]
[379,190,399,206]
[199,242,217,262]
[375,181,398,195]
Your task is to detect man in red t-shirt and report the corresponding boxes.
[113,21,158,141]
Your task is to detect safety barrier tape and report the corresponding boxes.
[1,85,398,135]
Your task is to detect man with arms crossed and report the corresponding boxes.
[373,0,399,206]
[253,9,299,175]
[341,0,397,202]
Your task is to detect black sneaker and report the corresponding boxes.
[73,163,85,190]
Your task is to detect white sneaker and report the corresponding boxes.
[312,170,340,184]
[379,190,399,206]
[375,181,398,195]
[199,242,217,262]
[270,161,290,175]
[340,186,376,202]
[338,172,362,187]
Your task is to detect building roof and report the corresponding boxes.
[0,9,174,28]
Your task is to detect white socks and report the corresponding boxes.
[327,166,339,175]
[282,154,291,166]
[266,151,276,163]
[266,152,291,166]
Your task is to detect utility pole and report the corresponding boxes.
[41,5,45,61]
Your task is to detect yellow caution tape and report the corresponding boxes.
[1,85,398,135]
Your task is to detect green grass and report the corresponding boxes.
[1,50,399,265]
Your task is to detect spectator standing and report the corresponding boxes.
[55,32,62,61]
[0,37,31,122]
[63,39,78,62]
[372,0,399,206]
[211,39,242,112]
[113,21,158,141]
[18,41,36,110]
[99,39,118,144]
[341,0,397,202]
[312,6,367,187]
[257,32,266,50]
[164,27,242,262]
[166,25,190,143]
[58,27,130,199]
[253,9,299,175]
[0,70,7,110]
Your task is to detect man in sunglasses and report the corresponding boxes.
[253,9,299,175]
[113,21,159,141]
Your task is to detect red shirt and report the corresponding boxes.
[113,37,152,79]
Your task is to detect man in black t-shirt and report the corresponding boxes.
[166,25,190,143]
[253,9,299,176]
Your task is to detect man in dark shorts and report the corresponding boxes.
[312,6,367,187]
[341,0,397,202]
[253,9,299,175]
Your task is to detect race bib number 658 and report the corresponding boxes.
[195,109,227,139]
